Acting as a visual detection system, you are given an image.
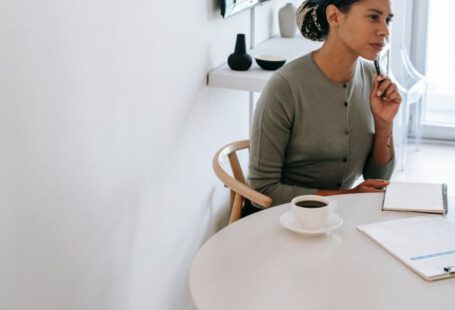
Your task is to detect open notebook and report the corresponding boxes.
[358,216,455,281]
[382,181,448,214]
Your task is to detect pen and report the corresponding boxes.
[374,59,386,99]
[374,59,381,76]
[443,266,455,273]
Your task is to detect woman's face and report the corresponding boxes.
[335,0,394,60]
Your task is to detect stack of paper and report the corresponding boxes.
[358,216,455,281]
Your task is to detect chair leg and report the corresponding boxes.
[229,193,244,224]
[413,98,423,151]
[395,98,409,172]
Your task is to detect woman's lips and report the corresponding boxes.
[370,43,384,51]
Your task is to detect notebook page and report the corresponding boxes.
[383,182,444,212]
[358,216,455,280]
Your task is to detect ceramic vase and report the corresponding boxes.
[227,34,252,71]
[278,2,297,38]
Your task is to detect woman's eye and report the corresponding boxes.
[369,14,379,21]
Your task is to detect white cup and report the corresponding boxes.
[291,195,336,229]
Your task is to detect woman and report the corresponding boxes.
[248,0,401,208]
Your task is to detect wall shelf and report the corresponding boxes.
[208,36,322,92]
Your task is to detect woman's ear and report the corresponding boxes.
[326,4,344,29]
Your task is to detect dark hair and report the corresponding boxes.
[296,0,361,41]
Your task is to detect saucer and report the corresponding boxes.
[279,211,342,236]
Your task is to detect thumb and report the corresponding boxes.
[371,75,380,96]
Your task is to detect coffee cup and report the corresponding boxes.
[290,195,336,229]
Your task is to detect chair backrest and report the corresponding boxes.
[213,140,272,224]
[391,48,426,98]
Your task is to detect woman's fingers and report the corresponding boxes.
[376,76,389,96]
[353,179,391,193]
[387,89,402,103]
[363,179,390,191]
[372,76,402,106]
[376,77,393,98]
[371,75,382,95]
[382,84,397,101]
[364,179,390,186]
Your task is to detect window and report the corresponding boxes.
[412,0,455,140]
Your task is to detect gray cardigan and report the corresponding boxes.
[248,53,395,206]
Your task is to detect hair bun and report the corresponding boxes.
[296,0,327,41]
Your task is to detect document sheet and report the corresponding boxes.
[358,216,455,281]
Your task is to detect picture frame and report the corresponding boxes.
[220,0,270,18]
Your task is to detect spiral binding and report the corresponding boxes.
[442,183,448,215]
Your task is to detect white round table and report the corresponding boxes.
[190,193,455,310]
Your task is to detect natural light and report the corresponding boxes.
[425,1,455,125]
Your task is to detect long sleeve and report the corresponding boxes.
[247,54,395,207]
[363,145,396,180]
[249,74,318,206]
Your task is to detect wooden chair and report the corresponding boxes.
[213,140,272,224]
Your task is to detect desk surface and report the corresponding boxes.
[190,193,455,310]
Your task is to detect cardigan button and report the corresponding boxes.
[344,101,348,107]
[342,84,347,88]
[344,130,349,135]
[342,158,347,162]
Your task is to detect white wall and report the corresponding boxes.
[0,0,289,309]
[0,1,411,309]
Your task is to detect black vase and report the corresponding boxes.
[227,34,252,71]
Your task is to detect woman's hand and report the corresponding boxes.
[370,75,402,132]
[317,179,390,196]
[350,179,390,193]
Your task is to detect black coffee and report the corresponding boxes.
[295,200,327,208]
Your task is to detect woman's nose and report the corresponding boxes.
[378,20,390,39]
